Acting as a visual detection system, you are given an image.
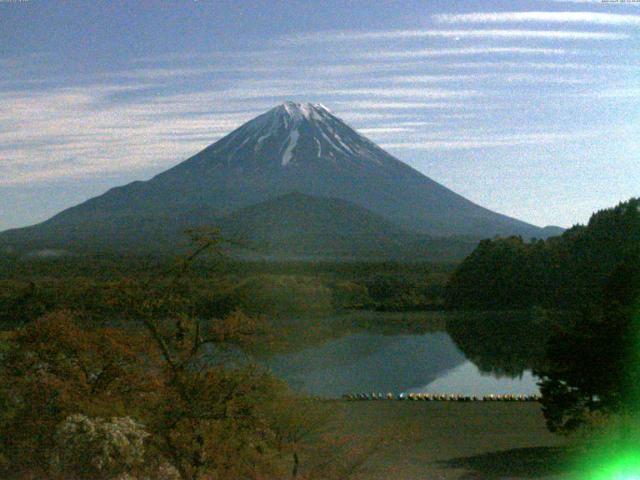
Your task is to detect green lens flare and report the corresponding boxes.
[576,432,640,480]
[586,452,640,480]
[581,308,640,480]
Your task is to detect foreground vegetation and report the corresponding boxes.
[0,233,388,480]
[0,228,571,479]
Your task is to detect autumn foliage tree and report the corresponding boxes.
[0,311,154,477]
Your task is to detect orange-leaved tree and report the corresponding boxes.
[0,310,156,478]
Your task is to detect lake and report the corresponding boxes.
[266,312,542,398]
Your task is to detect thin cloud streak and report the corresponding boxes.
[434,11,640,26]
[583,87,640,97]
[541,0,639,5]
[364,47,573,59]
[440,61,639,70]
[280,29,629,44]
[382,130,600,150]
[498,73,593,84]
[329,88,482,99]
[332,100,468,110]
[372,72,592,85]
[378,74,477,83]
[359,127,414,135]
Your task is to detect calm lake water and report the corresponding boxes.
[266,316,541,398]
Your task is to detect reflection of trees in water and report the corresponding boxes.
[265,310,569,395]
[267,331,466,397]
[266,311,449,356]
[445,310,561,378]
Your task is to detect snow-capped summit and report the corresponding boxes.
[201,100,390,169]
[277,101,331,122]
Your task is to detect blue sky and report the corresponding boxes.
[1,0,639,231]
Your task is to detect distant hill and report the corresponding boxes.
[0,101,557,259]
[0,192,478,261]
[540,226,565,238]
[217,193,478,261]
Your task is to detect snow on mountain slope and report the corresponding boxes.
[177,102,396,170]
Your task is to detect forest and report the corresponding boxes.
[446,198,640,311]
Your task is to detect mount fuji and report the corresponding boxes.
[0,102,560,258]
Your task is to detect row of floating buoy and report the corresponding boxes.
[342,393,541,402]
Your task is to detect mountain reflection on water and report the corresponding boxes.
[266,311,551,397]
[406,362,540,396]
[267,332,466,397]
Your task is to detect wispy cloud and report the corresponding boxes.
[496,73,593,84]
[370,72,593,85]
[331,100,468,110]
[97,66,251,81]
[440,61,639,70]
[382,131,600,150]
[3,81,453,184]
[364,47,573,59]
[0,87,263,185]
[1,3,638,189]
[541,0,639,4]
[433,11,640,26]
[583,86,640,97]
[377,74,477,83]
[280,28,629,44]
[329,87,482,99]
[359,127,414,135]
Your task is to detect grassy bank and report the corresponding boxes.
[335,401,571,479]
